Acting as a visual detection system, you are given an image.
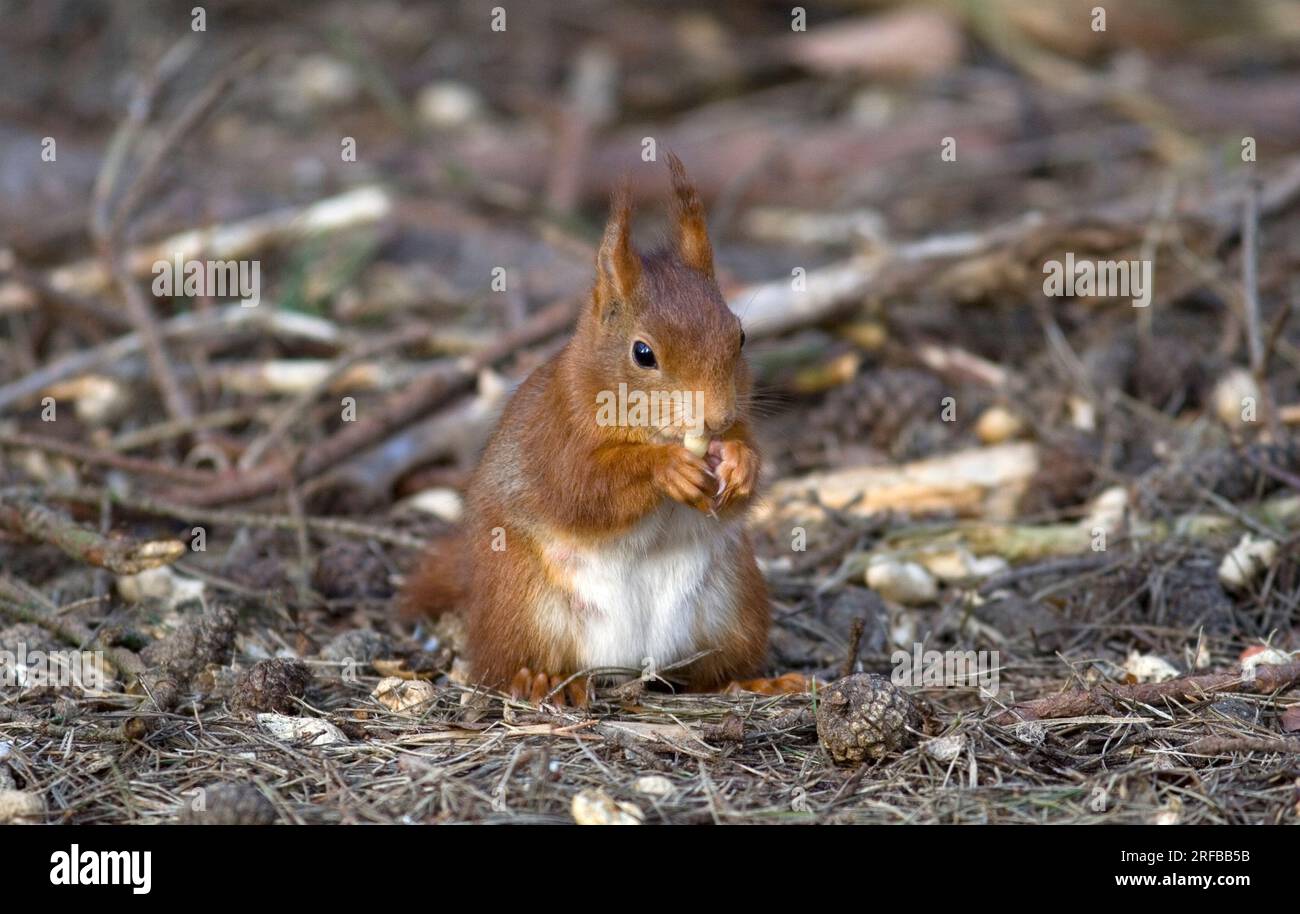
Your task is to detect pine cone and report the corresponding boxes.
[805,369,945,461]
[816,673,925,764]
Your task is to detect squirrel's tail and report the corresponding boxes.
[399,532,466,620]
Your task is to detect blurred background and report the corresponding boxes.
[3,0,1300,823]
[4,0,1300,625]
[3,0,1299,484]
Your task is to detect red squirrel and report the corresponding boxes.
[401,154,770,705]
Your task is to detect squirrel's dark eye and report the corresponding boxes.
[632,340,657,369]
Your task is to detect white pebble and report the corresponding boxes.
[256,713,348,746]
[1218,534,1277,591]
[633,775,674,797]
[571,788,643,825]
[866,557,938,605]
[1211,368,1261,427]
[416,81,483,129]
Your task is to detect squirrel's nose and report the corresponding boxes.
[705,411,735,435]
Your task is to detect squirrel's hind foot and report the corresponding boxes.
[724,672,811,696]
[509,667,589,708]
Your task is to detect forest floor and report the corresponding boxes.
[2,0,1300,823]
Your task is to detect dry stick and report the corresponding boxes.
[36,486,428,551]
[104,48,266,245]
[1240,177,1282,442]
[163,296,580,507]
[0,576,142,677]
[0,430,216,485]
[838,618,865,680]
[86,37,197,237]
[1135,175,1179,352]
[0,492,185,575]
[993,661,1300,725]
[284,482,316,611]
[110,406,261,452]
[0,305,340,412]
[1258,285,1295,381]
[101,260,196,424]
[1181,735,1300,756]
[0,260,131,332]
[237,324,432,470]
[967,4,1201,166]
[0,598,142,680]
[778,155,1300,340]
[49,184,391,301]
[89,43,199,425]
[91,48,265,426]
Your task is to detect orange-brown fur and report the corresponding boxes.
[401,154,769,696]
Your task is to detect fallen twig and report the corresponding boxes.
[28,485,429,550]
[53,185,391,300]
[0,492,185,575]
[238,324,433,470]
[0,305,341,412]
[1180,735,1300,756]
[0,430,216,486]
[758,442,1039,525]
[0,575,142,677]
[994,661,1300,724]
[90,46,263,425]
[158,296,577,506]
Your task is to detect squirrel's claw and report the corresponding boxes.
[712,440,759,512]
[724,672,811,695]
[509,667,589,708]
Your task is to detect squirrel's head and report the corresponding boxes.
[577,153,749,443]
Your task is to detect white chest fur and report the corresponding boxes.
[542,503,743,673]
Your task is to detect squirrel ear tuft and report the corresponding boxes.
[594,179,641,315]
[667,152,713,277]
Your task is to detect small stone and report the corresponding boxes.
[371,677,437,712]
[1211,368,1260,427]
[116,566,206,610]
[286,54,359,110]
[866,557,938,605]
[571,788,643,825]
[633,775,674,797]
[1149,798,1182,825]
[922,733,966,762]
[1011,719,1046,747]
[1123,651,1180,684]
[816,673,924,764]
[974,406,1024,444]
[0,789,45,824]
[257,713,347,746]
[415,81,483,129]
[1219,534,1277,591]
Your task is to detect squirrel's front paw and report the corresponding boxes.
[710,439,759,511]
[653,445,716,513]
